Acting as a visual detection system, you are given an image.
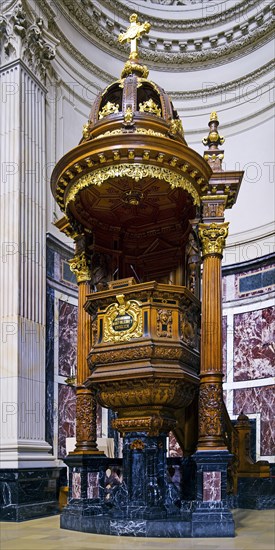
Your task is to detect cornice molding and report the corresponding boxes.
[168,61,275,101]
[51,36,275,111]
[46,0,274,70]
[92,0,261,32]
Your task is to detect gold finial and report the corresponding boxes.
[210,111,218,122]
[118,13,151,61]
[202,111,225,148]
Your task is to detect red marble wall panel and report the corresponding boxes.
[87,472,99,499]
[168,432,183,457]
[58,383,76,458]
[72,472,81,499]
[58,300,78,377]
[203,472,221,501]
[233,386,275,456]
[234,307,275,381]
[97,404,102,438]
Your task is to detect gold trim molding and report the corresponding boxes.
[198,222,229,257]
[65,163,200,208]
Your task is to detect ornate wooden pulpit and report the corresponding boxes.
[48,12,268,539]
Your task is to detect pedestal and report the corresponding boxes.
[192,450,235,537]
[60,435,194,537]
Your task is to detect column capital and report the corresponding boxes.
[198,222,229,258]
[69,252,91,284]
[0,2,58,81]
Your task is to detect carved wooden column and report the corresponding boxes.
[69,238,102,455]
[197,217,228,449]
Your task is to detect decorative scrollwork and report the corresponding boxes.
[103,294,143,342]
[69,252,91,283]
[169,118,184,136]
[98,101,120,118]
[76,391,96,443]
[198,383,223,438]
[139,98,161,116]
[64,163,200,208]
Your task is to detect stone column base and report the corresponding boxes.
[192,450,235,537]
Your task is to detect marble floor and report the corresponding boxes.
[0,510,274,550]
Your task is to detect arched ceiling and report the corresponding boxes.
[45,0,274,71]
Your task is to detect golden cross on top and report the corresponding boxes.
[118,13,151,60]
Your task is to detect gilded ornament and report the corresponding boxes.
[98,101,119,119]
[202,111,225,148]
[103,294,143,343]
[82,122,90,139]
[124,105,134,124]
[122,190,143,205]
[64,164,200,208]
[139,98,161,117]
[74,163,83,173]
[143,150,150,160]
[169,157,178,167]
[118,13,151,61]
[94,129,124,140]
[65,170,74,179]
[136,128,165,138]
[198,222,229,257]
[210,111,218,122]
[98,153,106,163]
[121,60,149,79]
[113,416,176,436]
[93,128,166,140]
[128,150,135,160]
[169,118,184,136]
[69,252,91,283]
[85,157,94,167]
[113,150,121,160]
[130,439,145,450]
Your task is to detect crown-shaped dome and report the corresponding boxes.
[82,73,186,145]
[81,13,186,145]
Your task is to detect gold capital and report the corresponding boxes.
[198,222,229,257]
[69,252,91,283]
